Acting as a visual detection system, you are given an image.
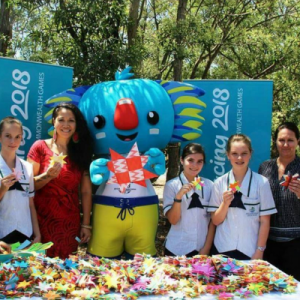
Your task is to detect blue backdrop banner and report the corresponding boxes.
[184,80,273,181]
[0,58,73,159]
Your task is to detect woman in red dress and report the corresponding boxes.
[27,103,94,259]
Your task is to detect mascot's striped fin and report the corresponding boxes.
[47,126,55,137]
[44,85,91,108]
[44,85,91,123]
[115,66,134,80]
[157,80,206,142]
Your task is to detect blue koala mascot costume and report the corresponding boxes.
[45,67,206,258]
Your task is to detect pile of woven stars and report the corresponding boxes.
[0,253,298,299]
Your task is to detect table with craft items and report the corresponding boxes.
[0,252,299,299]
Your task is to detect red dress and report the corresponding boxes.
[28,140,82,259]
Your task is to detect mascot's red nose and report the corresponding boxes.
[114,98,139,130]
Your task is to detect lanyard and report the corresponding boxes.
[179,173,204,200]
[227,169,252,197]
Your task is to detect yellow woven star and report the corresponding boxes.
[17,280,32,290]
[50,152,67,167]
[104,270,120,289]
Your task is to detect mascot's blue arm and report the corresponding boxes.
[90,158,110,185]
[144,148,166,176]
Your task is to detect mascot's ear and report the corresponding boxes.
[115,66,134,81]
[156,80,207,143]
[43,85,92,124]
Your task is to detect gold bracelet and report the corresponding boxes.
[81,224,92,229]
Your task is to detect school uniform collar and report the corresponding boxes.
[228,168,252,197]
[0,154,13,177]
[0,155,25,181]
[0,154,22,172]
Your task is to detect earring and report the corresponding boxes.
[53,128,57,142]
[72,132,79,143]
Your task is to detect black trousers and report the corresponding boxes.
[164,247,199,257]
[1,230,29,244]
[210,243,250,260]
[264,238,300,281]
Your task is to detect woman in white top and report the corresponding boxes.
[163,143,215,257]
[208,134,277,260]
[0,117,40,244]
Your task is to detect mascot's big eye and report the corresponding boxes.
[93,115,106,129]
[147,111,159,125]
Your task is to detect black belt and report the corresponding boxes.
[93,195,159,220]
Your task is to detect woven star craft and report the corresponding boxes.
[12,168,22,181]
[229,181,241,193]
[107,143,158,193]
[49,152,67,167]
[192,176,204,190]
[280,171,299,190]
[0,253,298,298]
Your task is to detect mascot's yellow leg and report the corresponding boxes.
[87,204,159,258]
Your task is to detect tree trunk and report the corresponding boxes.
[128,0,140,48]
[173,0,187,81]
[167,0,188,181]
[0,0,12,56]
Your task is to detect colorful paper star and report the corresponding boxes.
[12,261,28,268]
[280,171,299,190]
[49,152,67,167]
[218,292,234,300]
[226,274,240,284]
[192,176,205,190]
[192,263,215,277]
[43,290,61,300]
[65,259,78,269]
[234,288,253,298]
[107,142,157,193]
[248,282,265,295]
[229,181,241,193]
[30,267,43,280]
[36,281,53,292]
[0,251,298,299]
[103,270,121,289]
[42,268,59,282]
[4,273,19,290]
[12,168,22,181]
[71,288,98,299]
[16,280,32,290]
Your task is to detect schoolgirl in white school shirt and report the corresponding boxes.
[0,117,40,244]
[163,143,215,257]
[208,134,277,260]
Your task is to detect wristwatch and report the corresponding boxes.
[257,246,266,252]
[174,198,182,203]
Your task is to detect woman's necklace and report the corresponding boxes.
[52,139,67,155]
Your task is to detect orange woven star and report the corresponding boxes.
[229,181,241,193]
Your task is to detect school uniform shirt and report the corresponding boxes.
[208,168,277,258]
[163,172,213,256]
[0,155,35,239]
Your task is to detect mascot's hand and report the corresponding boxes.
[90,158,110,185]
[144,148,166,176]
